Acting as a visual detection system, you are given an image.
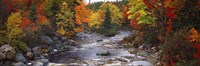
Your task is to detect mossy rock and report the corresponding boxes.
[96,51,111,56]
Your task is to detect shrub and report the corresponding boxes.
[0,38,5,46]
[11,40,28,52]
[175,59,200,66]
[161,30,195,65]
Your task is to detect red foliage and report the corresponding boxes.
[165,7,176,20]
[130,14,140,30]
[37,3,45,15]
[143,0,154,9]
[130,19,138,30]
[2,0,14,15]
[193,43,200,59]
[26,0,32,4]
[170,60,175,66]
[19,18,31,28]
[166,21,173,32]
[122,5,128,19]
[166,13,175,20]
[152,0,157,3]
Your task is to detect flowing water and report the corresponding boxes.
[49,30,153,66]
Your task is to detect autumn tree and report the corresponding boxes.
[127,0,155,29]
[100,3,123,25]
[6,12,23,42]
[88,10,105,28]
[75,3,91,25]
[89,3,122,36]
[56,1,76,37]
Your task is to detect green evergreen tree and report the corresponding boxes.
[100,8,118,36]
[29,4,37,22]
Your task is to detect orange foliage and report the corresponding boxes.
[189,28,200,42]
[31,26,39,31]
[75,3,91,25]
[75,18,82,25]
[36,15,49,25]
[188,28,200,59]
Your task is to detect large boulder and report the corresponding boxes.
[40,36,53,44]
[15,53,27,62]
[0,44,16,60]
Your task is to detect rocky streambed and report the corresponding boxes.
[49,30,154,66]
[0,30,158,66]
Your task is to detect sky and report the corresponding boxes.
[84,0,122,3]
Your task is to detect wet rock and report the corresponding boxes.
[16,53,27,62]
[25,52,33,60]
[67,39,76,45]
[129,49,139,54]
[155,62,162,66]
[41,36,53,44]
[32,47,41,57]
[13,62,27,66]
[96,51,111,56]
[2,61,12,66]
[55,40,63,44]
[0,44,16,60]
[0,51,5,60]
[38,59,49,66]
[26,47,31,52]
[52,36,59,41]
[54,44,63,50]
[97,39,103,42]
[137,50,149,57]
[61,37,67,41]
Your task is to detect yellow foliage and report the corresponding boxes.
[88,10,105,28]
[6,12,23,41]
[56,26,65,35]
[99,3,123,24]
[56,2,76,37]
[74,27,83,33]
[89,3,123,28]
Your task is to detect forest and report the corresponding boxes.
[0,0,200,66]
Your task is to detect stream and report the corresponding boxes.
[49,30,153,66]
